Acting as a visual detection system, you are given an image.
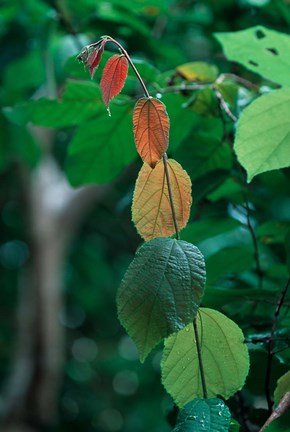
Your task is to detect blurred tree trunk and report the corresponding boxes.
[1,153,109,432]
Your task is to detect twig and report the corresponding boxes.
[260,392,290,431]
[193,318,207,399]
[265,278,290,413]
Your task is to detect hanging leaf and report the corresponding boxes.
[234,88,290,182]
[133,97,169,167]
[117,238,206,362]
[172,398,231,432]
[132,159,192,240]
[100,54,129,110]
[161,308,249,407]
[86,42,105,79]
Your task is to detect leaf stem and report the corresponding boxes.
[162,154,180,240]
[193,318,207,399]
[265,277,290,413]
[100,36,150,98]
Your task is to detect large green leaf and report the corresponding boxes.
[161,308,249,407]
[215,26,290,87]
[175,132,233,181]
[172,398,231,432]
[117,238,206,362]
[205,247,254,284]
[4,80,104,128]
[181,218,240,244]
[65,102,135,185]
[234,89,290,181]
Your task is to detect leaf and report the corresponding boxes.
[181,218,241,245]
[274,371,290,405]
[133,97,169,167]
[65,103,135,185]
[285,230,290,275]
[117,238,206,362]
[85,42,105,79]
[206,247,254,284]
[161,308,249,407]
[215,26,290,87]
[175,132,233,181]
[3,80,103,128]
[100,55,129,110]
[172,398,231,432]
[132,159,192,240]
[234,89,290,181]
[176,62,219,82]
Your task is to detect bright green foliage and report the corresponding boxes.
[161,308,249,407]
[172,398,231,432]
[117,238,206,362]
[274,370,290,404]
[234,89,290,181]
[176,62,219,82]
[65,103,135,185]
[215,26,290,87]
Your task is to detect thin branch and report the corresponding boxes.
[265,278,290,413]
[214,87,238,122]
[260,392,290,432]
[193,318,207,399]
[162,154,180,240]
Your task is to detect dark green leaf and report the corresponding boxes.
[65,103,135,185]
[173,398,231,432]
[117,238,206,362]
[181,218,241,244]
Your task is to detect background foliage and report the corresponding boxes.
[1,1,290,431]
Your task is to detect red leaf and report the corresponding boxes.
[86,43,105,79]
[133,97,169,167]
[100,55,129,109]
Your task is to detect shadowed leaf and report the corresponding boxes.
[133,97,169,167]
[132,159,192,240]
[117,238,206,362]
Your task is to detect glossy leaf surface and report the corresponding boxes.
[172,398,231,432]
[161,308,249,407]
[274,371,290,405]
[132,159,192,240]
[117,238,206,362]
[133,97,169,167]
[234,88,290,181]
[100,55,129,109]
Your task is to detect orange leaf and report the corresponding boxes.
[133,97,169,167]
[100,54,128,109]
[132,159,192,240]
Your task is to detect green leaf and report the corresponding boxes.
[65,103,135,185]
[161,93,200,152]
[215,26,290,87]
[175,133,233,181]
[257,221,290,244]
[274,371,290,405]
[4,80,103,128]
[161,308,249,407]
[206,247,254,284]
[117,238,206,362]
[181,218,241,244]
[234,89,290,182]
[172,398,231,432]
[285,230,290,275]
[264,412,290,432]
